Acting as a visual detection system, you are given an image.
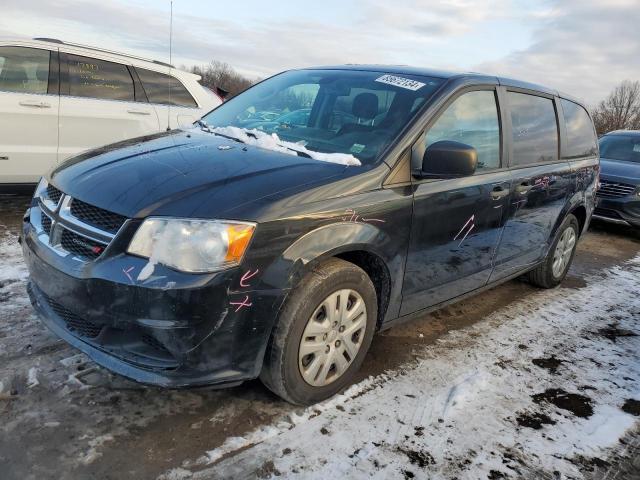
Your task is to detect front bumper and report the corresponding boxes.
[22,214,285,388]
[594,195,640,228]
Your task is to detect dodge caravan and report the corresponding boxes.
[22,66,599,405]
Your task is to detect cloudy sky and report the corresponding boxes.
[1,0,639,104]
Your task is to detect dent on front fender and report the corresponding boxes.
[261,221,390,290]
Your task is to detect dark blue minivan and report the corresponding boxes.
[22,66,599,404]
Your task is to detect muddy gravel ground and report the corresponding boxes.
[1,194,639,480]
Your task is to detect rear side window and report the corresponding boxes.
[0,46,50,94]
[508,92,558,166]
[561,99,597,158]
[425,90,501,170]
[136,68,197,107]
[67,54,134,101]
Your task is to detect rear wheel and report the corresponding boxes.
[260,258,377,405]
[528,214,579,288]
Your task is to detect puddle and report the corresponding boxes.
[396,447,435,468]
[515,411,556,429]
[532,356,564,375]
[531,388,594,418]
[596,324,638,342]
[621,399,640,416]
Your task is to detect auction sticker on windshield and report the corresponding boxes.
[375,74,426,91]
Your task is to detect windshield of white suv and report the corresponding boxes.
[599,135,640,163]
[200,69,444,165]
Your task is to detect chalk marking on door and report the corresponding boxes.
[454,214,475,246]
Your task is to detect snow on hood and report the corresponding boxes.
[210,126,361,167]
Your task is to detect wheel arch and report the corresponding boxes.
[549,191,589,246]
[333,250,392,330]
[569,204,587,236]
[261,222,400,330]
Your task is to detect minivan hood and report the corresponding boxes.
[600,157,640,183]
[50,129,347,219]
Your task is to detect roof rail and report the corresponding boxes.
[32,37,175,68]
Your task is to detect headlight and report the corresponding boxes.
[127,218,256,273]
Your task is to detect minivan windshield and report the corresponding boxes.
[599,134,640,163]
[201,69,444,165]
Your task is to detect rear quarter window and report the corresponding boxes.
[136,68,198,108]
[560,99,597,158]
[508,92,559,166]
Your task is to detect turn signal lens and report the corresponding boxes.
[225,224,256,263]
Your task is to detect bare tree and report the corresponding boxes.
[591,80,640,135]
[190,61,255,99]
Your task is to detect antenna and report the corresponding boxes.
[166,0,173,131]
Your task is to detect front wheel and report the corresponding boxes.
[528,214,579,288]
[260,258,377,405]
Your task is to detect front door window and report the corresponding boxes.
[425,90,501,171]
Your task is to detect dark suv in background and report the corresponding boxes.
[594,130,640,227]
[22,66,599,405]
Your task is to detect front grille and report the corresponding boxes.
[60,228,106,260]
[41,213,52,235]
[44,294,103,338]
[46,184,63,204]
[34,189,127,263]
[597,180,637,198]
[70,199,126,234]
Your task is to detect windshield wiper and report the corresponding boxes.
[281,146,312,158]
[196,120,246,144]
[236,128,312,158]
[198,123,313,158]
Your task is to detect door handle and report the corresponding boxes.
[0,155,8,160]
[127,109,151,115]
[19,100,51,108]
[515,182,533,194]
[490,185,510,200]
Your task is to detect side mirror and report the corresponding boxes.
[421,140,478,178]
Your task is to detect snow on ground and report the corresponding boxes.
[0,233,32,362]
[162,257,640,480]
[0,234,28,283]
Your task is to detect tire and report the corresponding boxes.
[527,214,579,288]
[260,258,377,405]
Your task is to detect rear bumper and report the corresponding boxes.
[22,215,286,388]
[594,195,640,228]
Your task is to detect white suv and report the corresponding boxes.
[0,38,222,187]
